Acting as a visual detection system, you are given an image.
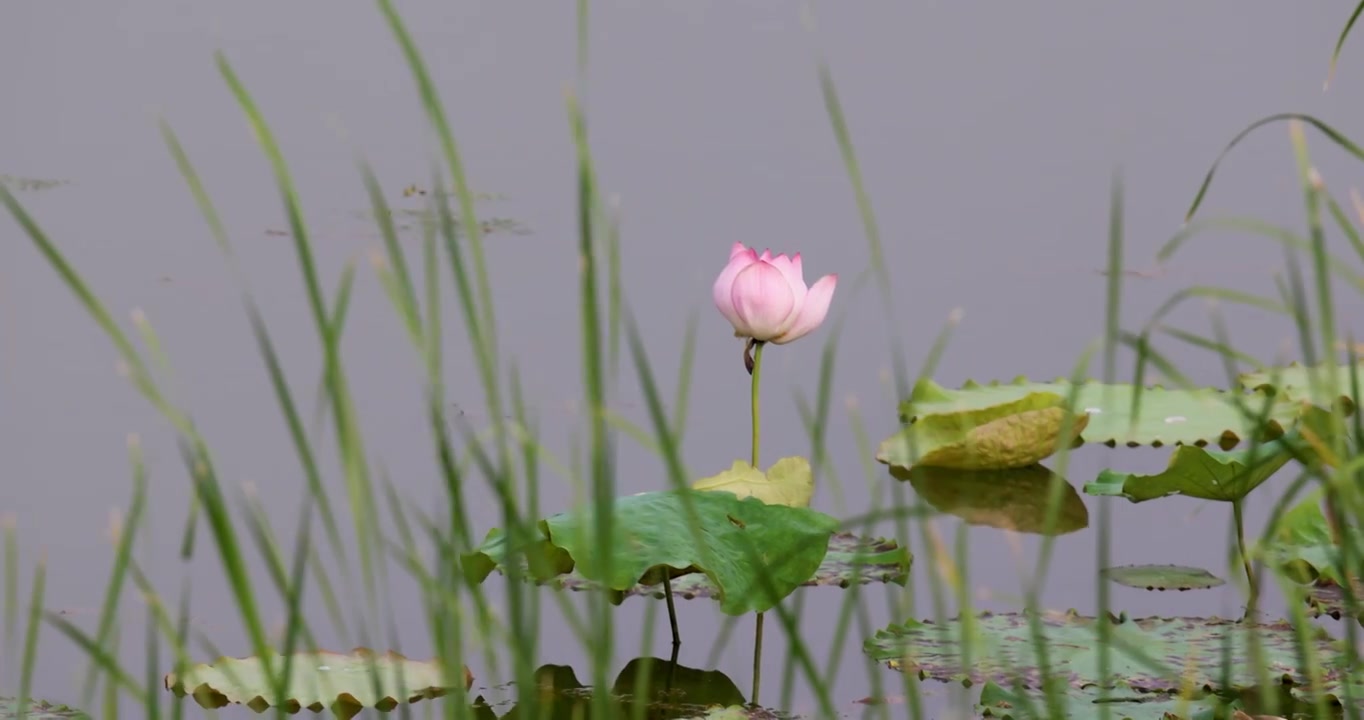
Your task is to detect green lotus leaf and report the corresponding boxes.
[462,490,839,615]
[899,377,1299,451]
[864,610,1351,699]
[1239,361,1364,413]
[0,697,90,719]
[877,388,1088,470]
[479,532,906,603]
[163,648,466,719]
[1256,487,1363,586]
[692,456,814,508]
[975,680,1231,719]
[1101,564,1226,591]
[1082,438,1294,503]
[892,464,1089,536]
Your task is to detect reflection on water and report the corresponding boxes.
[475,655,785,719]
[891,464,1089,536]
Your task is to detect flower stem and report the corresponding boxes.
[750,341,765,467]
[749,339,766,705]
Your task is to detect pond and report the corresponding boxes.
[4,2,1364,718]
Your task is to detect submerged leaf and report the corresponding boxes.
[894,464,1088,536]
[0,697,90,719]
[1083,439,1294,503]
[462,490,839,615]
[163,648,466,718]
[1101,564,1226,591]
[877,389,1088,470]
[864,610,1350,698]
[692,456,814,508]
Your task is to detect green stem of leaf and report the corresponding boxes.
[1233,499,1258,618]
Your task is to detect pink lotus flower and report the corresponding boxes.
[712,242,837,345]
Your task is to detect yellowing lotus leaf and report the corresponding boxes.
[163,648,468,719]
[692,456,814,508]
[877,389,1088,470]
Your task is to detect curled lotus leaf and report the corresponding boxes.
[692,456,814,508]
[0,697,90,719]
[461,490,839,615]
[892,464,1088,536]
[163,648,468,719]
[877,388,1088,470]
[1083,438,1294,503]
[897,377,1299,452]
[480,532,909,602]
[863,609,1351,700]
[1101,564,1226,591]
[1256,487,1363,586]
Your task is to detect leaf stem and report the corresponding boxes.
[749,339,765,705]
[752,611,765,705]
[1233,499,1258,618]
[663,575,680,647]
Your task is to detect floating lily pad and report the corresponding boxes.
[462,490,840,615]
[693,456,814,508]
[0,697,90,719]
[893,464,1089,536]
[975,680,1230,719]
[483,532,909,602]
[1305,578,1364,623]
[1083,439,1294,503]
[1239,361,1364,413]
[883,376,1298,471]
[864,610,1351,699]
[164,648,467,719]
[1101,564,1226,591]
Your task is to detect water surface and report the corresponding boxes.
[3,2,1363,716]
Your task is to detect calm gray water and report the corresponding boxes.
[4,1,1364,716]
